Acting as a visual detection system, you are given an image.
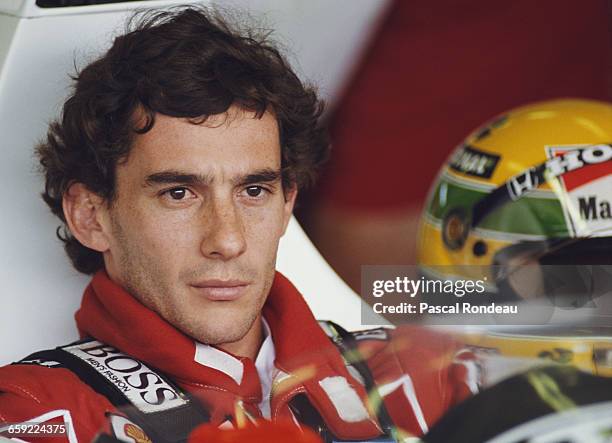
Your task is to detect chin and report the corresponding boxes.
[180,313,255,346]
[192,328,249,347]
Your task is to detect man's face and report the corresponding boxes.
[102,107,295,352]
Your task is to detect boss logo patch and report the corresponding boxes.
[63,341,187,414]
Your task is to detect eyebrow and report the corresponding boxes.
[144,168,282,188]
[236,169,282,187]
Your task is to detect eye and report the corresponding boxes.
[245,186,265,197]
[163,187,195,201]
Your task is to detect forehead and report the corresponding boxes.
[124,108,281,178]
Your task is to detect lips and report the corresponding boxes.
[190,280,250,301]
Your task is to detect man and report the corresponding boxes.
[0,7,475,442]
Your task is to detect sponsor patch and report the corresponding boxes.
[63,341,187,414]
[109,414,152,443]
[545,145,612,237]
[449,145,500,179]
[506,144,611,200]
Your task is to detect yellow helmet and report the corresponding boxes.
[417,98,612,301]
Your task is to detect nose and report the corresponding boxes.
[200,197,247,260]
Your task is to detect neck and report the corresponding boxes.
[217,314,264,360]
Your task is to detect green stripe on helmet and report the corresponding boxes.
[426,179,570,238]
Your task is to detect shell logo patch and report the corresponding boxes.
[109,414,152,443]
[124,423,152,443]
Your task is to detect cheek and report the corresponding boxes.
[242,204,286,250]
[118,204,200,260]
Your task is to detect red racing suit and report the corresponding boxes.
[0,271,478,442]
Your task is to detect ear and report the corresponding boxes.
[281,185,297,236]
[62,182,111,252]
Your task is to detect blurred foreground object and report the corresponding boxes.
[424,365,612,443]
[460,328,612,380]
[188,420,323,443]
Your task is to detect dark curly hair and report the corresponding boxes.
[37,6,329,275]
